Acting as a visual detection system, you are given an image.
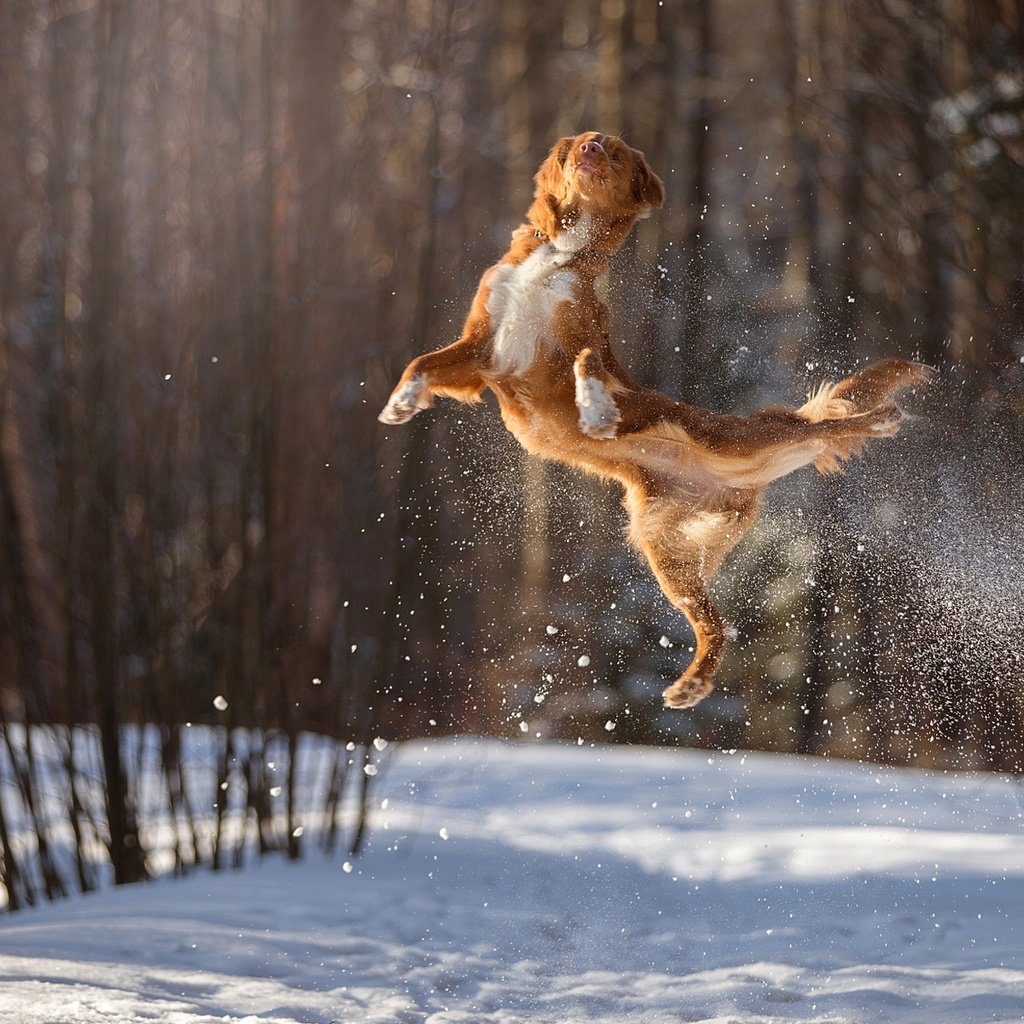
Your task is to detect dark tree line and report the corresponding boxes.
[0,0,1022,909]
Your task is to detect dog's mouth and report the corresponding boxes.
[572,158,608,187]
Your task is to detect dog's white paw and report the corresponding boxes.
[575,375,620,440]
[379,374,430,425]
[868,405,903,436]
[662,676,713,710]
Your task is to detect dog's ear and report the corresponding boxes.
[534,136,574,198]
[631,149,665,212]
[528,136,574,237]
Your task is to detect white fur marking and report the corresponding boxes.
[487,246,577,375]
[678,511,732,543]
[575,373,620,439]
[553,212,596,256]
[394,375,425,405]
[870,409,902,434]
[379,373,428,423]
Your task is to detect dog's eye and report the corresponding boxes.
[611,153,622,162]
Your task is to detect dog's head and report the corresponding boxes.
[528,132,665,243]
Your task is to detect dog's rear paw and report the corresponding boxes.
[868,404,903,436]
[662,676,713,709]
[379,375,430,425]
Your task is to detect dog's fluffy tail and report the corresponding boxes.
[827,359,933,414]
[796,359,932,474]
[798,359,932,422]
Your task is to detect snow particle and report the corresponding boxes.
[577,655,591,667]
[439,827,449,840]
[212,695,228,711]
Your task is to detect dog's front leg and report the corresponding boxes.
[379,342,476,423]
[379,364,435,424]
[573,348,622,440]
[379,332,489,425]
[380,272,500,425]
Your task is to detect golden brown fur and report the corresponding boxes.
[380,132,930,709]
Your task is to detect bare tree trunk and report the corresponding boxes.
[247,729,278,856]
[41,0,95,898]
[0,747,28,911]
[796,534,832,756]
[320,740,351,854]
[679,0,714,391]
[907,1,954,369]
[85,0,146,887]
[597,0,625,131]
[777,0,822,302]
[348,743,377,858]
[0,409,64,901]
[212,727,236,871]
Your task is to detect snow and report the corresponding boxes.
[1,738,1023,1024]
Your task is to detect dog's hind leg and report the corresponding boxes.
[626,489,756,709]
[637,539,726,709]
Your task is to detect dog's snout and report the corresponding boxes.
[579,140,605,158]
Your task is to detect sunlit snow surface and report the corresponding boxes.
[1,739,1023,1024]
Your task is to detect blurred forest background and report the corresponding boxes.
[1,0,1024,905]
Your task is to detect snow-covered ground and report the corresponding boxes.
[1,738,1022,1024]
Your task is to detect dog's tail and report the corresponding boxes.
[796,359,932,474]
[827,359,933,413]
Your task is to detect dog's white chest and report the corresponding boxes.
[486,245,577,375]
